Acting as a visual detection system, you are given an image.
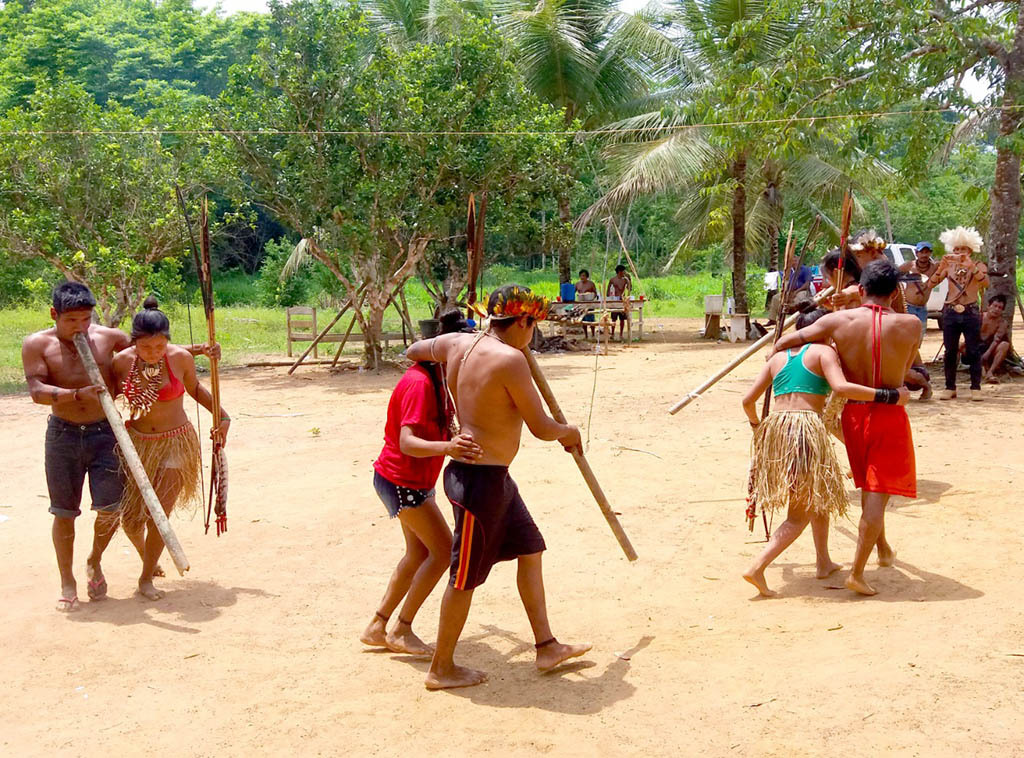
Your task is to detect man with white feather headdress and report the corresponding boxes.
[927,226,989,400]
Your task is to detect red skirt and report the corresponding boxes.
[841,403,917,498]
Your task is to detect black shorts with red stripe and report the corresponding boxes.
[443,460,546,591]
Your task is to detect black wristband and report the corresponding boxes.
[873,388,898,404]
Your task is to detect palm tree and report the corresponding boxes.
[495,0,665,282]
[577,0,891,315]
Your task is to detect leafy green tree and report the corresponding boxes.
[577,0,893,314]
[835,0,1024,321]
[0,81,208,324]
[496,0,661,283]
[0,0,268,111]
[219,0,570,366]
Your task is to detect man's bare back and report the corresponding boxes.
[416,330,577,466]
[22,323,128,424]
[778,308,920,388]
[443,333,530,465]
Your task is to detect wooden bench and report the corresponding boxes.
[287,307,412,357]
[286,306,349,357]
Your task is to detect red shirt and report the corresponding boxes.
[373,364,450,489]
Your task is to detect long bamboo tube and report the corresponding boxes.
[72,332,190,575]
[668,286,834,415]
[522,348,638,562]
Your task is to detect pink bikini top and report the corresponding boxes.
[157,358,185,401]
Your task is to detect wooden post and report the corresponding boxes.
[669,287,834,414]
[522,348,638,562]
[72,333,190,575]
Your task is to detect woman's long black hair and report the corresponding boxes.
[424,309,469,436]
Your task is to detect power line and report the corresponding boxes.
[0,104,1012,138]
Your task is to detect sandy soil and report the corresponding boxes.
[2,318,1023,757]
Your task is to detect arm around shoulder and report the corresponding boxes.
[406,333,461,363]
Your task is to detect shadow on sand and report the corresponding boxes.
[762,527,984,604]
[67,580,274,634]
[388,627,654,713]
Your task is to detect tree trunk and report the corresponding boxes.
[767,218,780,271]
[362,290,387,369]
[557,192,572,284]
[730,154,749,317]
[988,10,1024,327]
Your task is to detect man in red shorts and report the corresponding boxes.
[406,285,591,689]
[773,259,921,596]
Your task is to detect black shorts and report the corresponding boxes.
[45,415,123,519]
[611,311,627,322]
[444,461,546,591]
[373,470,435,518]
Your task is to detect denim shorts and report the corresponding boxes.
[373,470,435,518]
[906,303,928,332]
[45,415,124,519]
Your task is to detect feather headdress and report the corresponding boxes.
[939,226,983,253]
[848,229,886,252]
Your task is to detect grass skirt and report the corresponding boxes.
[749,410,848,518]
[118,422,202,531]
[822,392,847,439]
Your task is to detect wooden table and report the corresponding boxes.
[547,298,646,342]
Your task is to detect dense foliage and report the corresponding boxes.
[1,0,1023,355]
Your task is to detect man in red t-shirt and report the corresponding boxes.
[361,315,482,657]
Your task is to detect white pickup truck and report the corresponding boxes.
[884,243,949,323]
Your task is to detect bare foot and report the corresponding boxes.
[537,641,593,673]
[359,616,388,648]
[153,564,165,578]
[86,560,107,600]
[425,665,488,690]
[743,569,777,598]
[816,561,842,579]
[919,384,933,400]
[385,626,434,657]
[877,546,896,567]
[845,574,877,596]
[137,579,165,601]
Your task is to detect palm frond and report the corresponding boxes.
[281,237,313,281]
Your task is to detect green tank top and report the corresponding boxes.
[772,345,831,397]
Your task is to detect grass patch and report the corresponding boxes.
[0,271,776,394]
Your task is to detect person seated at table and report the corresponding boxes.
[575,269,598,339]
[974,294,1012,383]
[606,265,631,341]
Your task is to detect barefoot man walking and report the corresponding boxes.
[772,260,921,596]
[22,282,218,611]
[21,283,128,611]
[406,285,592,690]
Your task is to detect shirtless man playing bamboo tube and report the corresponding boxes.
[406,284,591,690]
[773,260,921,596]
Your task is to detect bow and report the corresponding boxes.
[176,188,229,536]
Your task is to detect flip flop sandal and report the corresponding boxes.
[56,596,79,613]
[87,577,107,600]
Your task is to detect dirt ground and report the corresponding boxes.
[2,318,1022,757]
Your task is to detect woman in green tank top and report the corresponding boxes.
[739,308,909,598]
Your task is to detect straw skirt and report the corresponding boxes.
[118,422,202,530]
[749,410,848,518]
[822,392,847,439]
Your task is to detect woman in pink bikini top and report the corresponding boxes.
[112,295,230,600]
